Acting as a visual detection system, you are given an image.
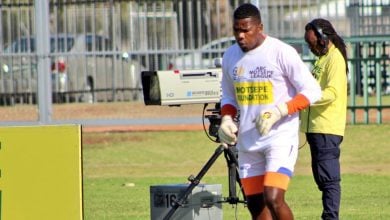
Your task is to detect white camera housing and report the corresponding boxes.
[141,68,222,106]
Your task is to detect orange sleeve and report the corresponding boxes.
[286,93,310,114]
[221,104,237,118]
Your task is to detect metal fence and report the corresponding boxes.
[0,0,389,125]
[286,35,390,124]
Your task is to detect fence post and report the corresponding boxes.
[349,67,356,124]
[375,45,383,124]
[35,1,52,123]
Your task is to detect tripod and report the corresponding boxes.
[163,144,246,220]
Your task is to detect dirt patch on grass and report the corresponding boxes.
[1,102,389,132]
[82,132,148,145]
[0,102,206,121]
[52,102,207,119]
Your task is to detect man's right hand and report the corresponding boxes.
[218,115,238,147]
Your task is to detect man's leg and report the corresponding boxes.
[242,175,293,220]
[241,176,273,220]
[261,143,297,220]
[239,143,297,220]
[263,173,293,220]
[306,133,342,220]
[245,192,272,220]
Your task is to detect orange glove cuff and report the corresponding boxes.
[286,94,310,114]
[221,104,237,118]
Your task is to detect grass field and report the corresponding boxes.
[1,94,389,123]
[82,124,390,220]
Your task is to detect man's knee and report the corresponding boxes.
[263,186,287,209]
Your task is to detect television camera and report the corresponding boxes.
[141,68,246,220]
[141,68,223,141]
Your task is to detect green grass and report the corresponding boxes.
[82,124,390,219]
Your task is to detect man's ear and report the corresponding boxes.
[258,23,264,32]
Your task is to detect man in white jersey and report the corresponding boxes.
[218,3,321,219]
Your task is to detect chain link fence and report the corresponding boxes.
[0,0,389,124]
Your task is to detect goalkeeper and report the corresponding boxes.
[218,3,321,220]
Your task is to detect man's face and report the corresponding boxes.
[233,17,263,52]
[305,29,322,56]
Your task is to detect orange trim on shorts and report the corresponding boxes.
[264,172,290,190]
[241,175,264,196]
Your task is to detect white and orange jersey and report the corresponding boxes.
[221,36,321,152]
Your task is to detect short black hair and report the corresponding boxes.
[233,3,261,23]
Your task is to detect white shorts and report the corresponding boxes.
[238,141,298,179]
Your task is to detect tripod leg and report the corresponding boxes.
[163,145,225,220]
[224,147,246,204]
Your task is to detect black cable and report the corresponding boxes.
[202,103,218,143]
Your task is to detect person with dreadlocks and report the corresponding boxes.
[218,3,321,219]
[300,18,348,220]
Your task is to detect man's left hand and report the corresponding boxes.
[254,103,288,136]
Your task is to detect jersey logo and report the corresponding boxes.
[233,65,274,80]
[234,81,273,105]
[233,66,245,80]
[312,65,322,79]
[248,66,273,79]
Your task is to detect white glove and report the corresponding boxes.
[254,103,288,136]
[218,115,238,147]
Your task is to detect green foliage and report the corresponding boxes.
[83,124,390,219]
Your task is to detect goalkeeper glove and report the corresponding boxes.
[218,115,238,147]
[254,103,288,136]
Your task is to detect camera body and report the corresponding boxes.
[141,68,222,106]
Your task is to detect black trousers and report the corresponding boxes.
[306,133,343,220]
